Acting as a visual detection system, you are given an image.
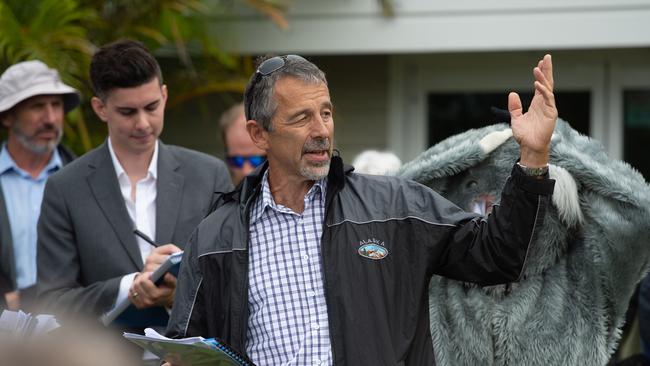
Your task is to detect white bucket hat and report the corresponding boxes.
[0,60,80,114]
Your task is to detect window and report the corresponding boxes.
[623,90,650,180]
[427,92,591,145]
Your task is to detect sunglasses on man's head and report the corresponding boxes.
[226,155,266,169]
[244,54,307,121]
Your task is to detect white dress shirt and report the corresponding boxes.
[106,138,159,309]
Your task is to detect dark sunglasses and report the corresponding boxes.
[226,155,266,169]
[244,54,306,120]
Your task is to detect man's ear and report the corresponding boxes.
[90,97,108,122]
[161,84,168,104]
[247,120,269,150]
[0,112,12,129]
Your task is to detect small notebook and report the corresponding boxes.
[124,328,255,366]
[100,251,183,326]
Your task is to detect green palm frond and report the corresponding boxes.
[0,0,293,153]
[0,0,96,151]
[0,4,23,63]
[0,0,96,86]
[242,0,293,29]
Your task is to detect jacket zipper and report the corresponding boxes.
[238,186,259,353]
[320,182,342,365]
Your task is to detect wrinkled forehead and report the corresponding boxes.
[272,76,331,107]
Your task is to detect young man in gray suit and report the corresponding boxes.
[35,40,232,328]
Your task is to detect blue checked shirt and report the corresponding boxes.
[246,171,333,366]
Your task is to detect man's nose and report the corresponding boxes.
[310,115,329,137]
[43,104,60,123]
[241,161,256,176]
[134,111,150,129]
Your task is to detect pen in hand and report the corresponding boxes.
[134,229,158,248]
[133,229,170,285]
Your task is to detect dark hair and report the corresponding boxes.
[243,55,327,131]
[90,39,163,100]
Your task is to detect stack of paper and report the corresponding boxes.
[124,328,255,366]
[0,310,60,337]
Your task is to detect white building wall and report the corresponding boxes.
[197,1,650,166]
[210,0,650,55]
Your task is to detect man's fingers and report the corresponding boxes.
[4,291,20,310]
[131,270,176,308]
[154,243,181,255]
[534,81,557,110]
[508,92,523,119]
[533,66,553,95]
[542,54,554,89]
[144,244,182,270]
[162,273,178,288]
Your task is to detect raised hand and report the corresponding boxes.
[509,54,558,167]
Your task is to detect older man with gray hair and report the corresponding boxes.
[166,54,557,365]
[0,60,79,309]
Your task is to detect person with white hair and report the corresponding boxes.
[352,149,402,176]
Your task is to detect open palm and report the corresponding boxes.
[509,54,558,167]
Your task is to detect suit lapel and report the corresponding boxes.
[86,142,143,270]
[155,142,184,245]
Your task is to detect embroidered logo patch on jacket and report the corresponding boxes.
[358,238,389,260]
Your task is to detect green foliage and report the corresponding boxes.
[0,0,97,152]
[0,0,293,154]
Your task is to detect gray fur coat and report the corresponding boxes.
[399,120,650,365]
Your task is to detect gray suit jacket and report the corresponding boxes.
[0,145,75,299]
[35,141,232,316]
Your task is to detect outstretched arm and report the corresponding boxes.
[510,54,558,168]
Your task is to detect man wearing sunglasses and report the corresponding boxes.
[167,54,557,365]
[219,103,266,185]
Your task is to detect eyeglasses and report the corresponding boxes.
[226,155,266,169]
[244,54,306,120]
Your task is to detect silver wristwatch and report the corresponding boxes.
[516,162,549,177]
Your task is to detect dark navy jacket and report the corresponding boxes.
[167,156,555,365]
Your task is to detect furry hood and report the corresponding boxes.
[400,119,650,277]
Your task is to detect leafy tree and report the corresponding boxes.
[0,0,292,153]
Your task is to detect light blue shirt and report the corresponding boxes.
[0,144,62,289]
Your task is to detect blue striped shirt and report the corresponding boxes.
[246,171,332,366]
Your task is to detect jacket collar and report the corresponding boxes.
[224,151,354,209]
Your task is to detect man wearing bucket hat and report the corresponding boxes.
[0,60,79,310]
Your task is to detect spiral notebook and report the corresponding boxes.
[124,328,255,366]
